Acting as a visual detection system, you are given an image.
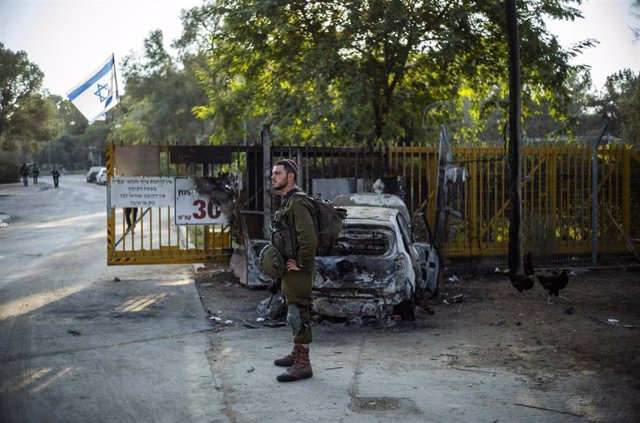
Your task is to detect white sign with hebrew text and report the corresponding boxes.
[110,176,174,208]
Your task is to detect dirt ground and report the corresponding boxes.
[194,264,640,419]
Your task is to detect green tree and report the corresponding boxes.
[113,30,212,145]
[520,69,600,142]
[54,95,88,136]
[595,69,640,146]
[32,95,97,169]
[180,0,591,146]
[0,43,62,150]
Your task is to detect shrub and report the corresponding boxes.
[0,160,20,184]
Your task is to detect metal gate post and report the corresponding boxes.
[296,147,302,188]
[592,141,598,266]
[592,122,608,266]
[262,124,272,238]
[203,162,210,252]
[106,144,115,259]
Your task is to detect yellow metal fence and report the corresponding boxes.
[389,145,640,259]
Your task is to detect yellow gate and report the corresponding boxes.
[105,144,232,265]
[389,145,640,258]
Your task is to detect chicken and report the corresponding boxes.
[505,252,535,293]
[525,252,570,303]
[536,270,569,303]
[508,272,535,293]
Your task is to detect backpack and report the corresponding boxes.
[268,192,347,260]
[292,192,347,256]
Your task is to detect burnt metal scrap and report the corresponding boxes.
[256,293,287,320]
[333,193,411,223]
[230,212,272,288]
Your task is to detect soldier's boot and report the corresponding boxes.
[276,344,313,382]
[274,344,297,367]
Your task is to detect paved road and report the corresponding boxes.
[0,175,223,423]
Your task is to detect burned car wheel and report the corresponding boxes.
[394,296,416,321]
[416,284,439,301]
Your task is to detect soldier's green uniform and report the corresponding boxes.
[276,188,317,344]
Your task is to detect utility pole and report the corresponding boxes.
[506,0,524,274]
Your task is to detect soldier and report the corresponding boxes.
[269,159,317,382]
[51,166,60,188]
[32,163,40,184]
[19,163,29,186]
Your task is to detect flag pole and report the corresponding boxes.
[111,53,120,107]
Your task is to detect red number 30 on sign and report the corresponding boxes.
[192,199,222,220]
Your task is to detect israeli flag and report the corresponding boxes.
[67,54,119,124]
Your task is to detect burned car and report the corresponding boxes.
[232,193,439,320]
[313,194,439,319]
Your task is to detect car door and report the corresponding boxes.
[396,213,420,291]
[398,212,440,298]
[413,242,439,297]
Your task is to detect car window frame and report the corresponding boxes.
[396,213,414,251]
[336,223,396,257]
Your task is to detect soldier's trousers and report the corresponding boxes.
[286,303,312,344]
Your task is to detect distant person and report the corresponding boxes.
[19,163,29,186]
[32,164,40,184]
[51,166,60,188]
[125,207,138,231]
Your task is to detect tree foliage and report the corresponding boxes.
[29,95,110,170]
[520,70,601,142]
[595,69,640,146]
[112,30,212,145]
[0,43,62,151]
[180,0,591,146]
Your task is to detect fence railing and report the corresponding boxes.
[105,142,639,266]
[388,145,640,262]
[267,143,639,262]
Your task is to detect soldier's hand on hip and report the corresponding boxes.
[286,259,302,272]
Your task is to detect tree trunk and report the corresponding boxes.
[506,0,524,274]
